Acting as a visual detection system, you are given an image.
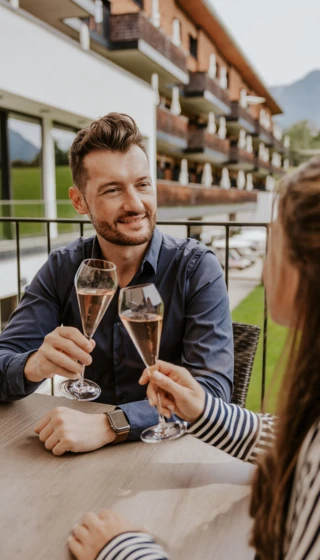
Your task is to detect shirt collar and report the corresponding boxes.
[140,226,162,275]
[90,227,162,275]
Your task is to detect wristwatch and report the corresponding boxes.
[106,409,130,443]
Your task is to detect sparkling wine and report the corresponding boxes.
[120,312,163,367]
[77,288,115,338]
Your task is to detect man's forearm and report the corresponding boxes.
[0,350,42,402]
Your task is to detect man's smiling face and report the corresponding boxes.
[73,146,156,246]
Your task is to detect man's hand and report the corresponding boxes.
[139,360,206,424]
[24,326,95,383]
[34,407,116,455]
[68,510,142,560]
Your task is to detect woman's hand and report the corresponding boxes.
[68,510,141,560]
[139,360,206,424]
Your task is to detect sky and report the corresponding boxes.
[209,0,320,86]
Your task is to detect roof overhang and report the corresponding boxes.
[177,0,283,115]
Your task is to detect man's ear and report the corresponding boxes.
[69,186,88,215]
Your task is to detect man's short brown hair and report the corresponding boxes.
[69,112,147,192]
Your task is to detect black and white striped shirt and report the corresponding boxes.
[97,394,320,560]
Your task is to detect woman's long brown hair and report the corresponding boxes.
[250,157,320,559]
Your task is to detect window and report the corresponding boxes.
[189,35,198,59]
[8,114,43,236]
[52,125,78,233]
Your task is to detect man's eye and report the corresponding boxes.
[138,183,150,188]
[104,189,117,194]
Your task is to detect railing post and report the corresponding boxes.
[15,222,21,302]
[225,226,229,290]
[260,225,269,412]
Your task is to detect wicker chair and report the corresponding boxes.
[231,322,261,408]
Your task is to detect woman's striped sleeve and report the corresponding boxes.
[95,532,168,560]
[187,393,276,464]
[285,425,320,560]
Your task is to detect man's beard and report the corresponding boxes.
[88,210,157,246]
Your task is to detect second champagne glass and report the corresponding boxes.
[119,283,186,443]
[60,259,117,401]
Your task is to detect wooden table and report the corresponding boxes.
[0,394,255,560]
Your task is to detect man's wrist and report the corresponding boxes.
[106,409,130,444]
[24,351,42,383]
[100,414,117,445]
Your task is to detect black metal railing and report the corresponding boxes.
[0,217,269,410]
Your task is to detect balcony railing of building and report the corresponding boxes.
[183,72,231,114]
[226,102,258,135]
[109,12,188,74]
[186,128,230,156]
[228,146,255,168]
[156,181,257,207]
[257,122,273,146]
[270,132,286,153]
[0,216,269,411]
[255,157,272,173]
[157,106,188,141]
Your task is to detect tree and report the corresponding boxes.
[54,141,69,166]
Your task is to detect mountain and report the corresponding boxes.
[270,70,320,130]
[9,130,39,163]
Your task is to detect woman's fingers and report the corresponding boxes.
[68,534,83,558]
[150,370,187,398]
[72,524,90,543]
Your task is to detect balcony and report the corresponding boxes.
[182,72,231,117]
[270,131,286,153]
[227,146,255,171]
[157,180,257,211]
[108,12,189,85]
[185,129,230,164]
[226,102,258,135]
[255,158,285,177]
[156,106,188,155]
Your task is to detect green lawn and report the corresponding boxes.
[232,285,287,413]
[0,166,80,238]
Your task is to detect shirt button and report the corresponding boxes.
[115,359,120,366]
[116,322,122,327]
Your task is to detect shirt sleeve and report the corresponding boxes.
[188,392,276,464]
[118,399,160,442]
[183,249,234,402]
[0,252,62,401]
[285,426,320,560]
[95,532,168,560]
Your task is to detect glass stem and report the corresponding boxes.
[157,392,167,427]
[148,366,166,427]
[77,335,91,387]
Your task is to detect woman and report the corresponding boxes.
[68,158,320,560]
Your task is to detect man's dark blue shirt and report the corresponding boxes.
[0,228,234,440]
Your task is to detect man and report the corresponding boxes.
[0,113,233,455]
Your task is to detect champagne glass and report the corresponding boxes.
[60,259,117,401]
[119,283,186,443]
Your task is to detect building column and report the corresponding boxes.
[42,117,58,239]
[0,110,12,239]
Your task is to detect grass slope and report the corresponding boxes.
[232,285,287,413]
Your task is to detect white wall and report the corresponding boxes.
[0,2,156,177]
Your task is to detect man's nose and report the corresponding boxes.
[123,188,145,213]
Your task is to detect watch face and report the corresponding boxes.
[109,410,129,431]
